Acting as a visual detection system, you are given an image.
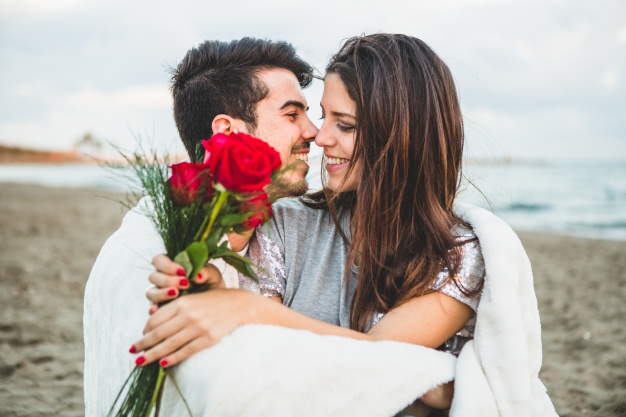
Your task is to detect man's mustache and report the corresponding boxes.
[291,142,311,152]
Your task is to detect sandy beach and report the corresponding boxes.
[0,183,624,417]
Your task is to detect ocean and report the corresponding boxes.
[2,159,625,241]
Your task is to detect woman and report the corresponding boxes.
[135,34,483,411]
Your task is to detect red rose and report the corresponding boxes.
[241,192,272,228]
[202,132,281,193]
[169,162,214,206]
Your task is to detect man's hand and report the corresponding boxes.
[146,255,226,313]
[420,381,454,410]
[227,231,253,253]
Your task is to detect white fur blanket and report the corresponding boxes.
[84,200,557,416]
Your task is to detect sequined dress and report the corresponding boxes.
[239,198,485,356]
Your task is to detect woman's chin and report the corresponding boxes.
[325,181,355,193]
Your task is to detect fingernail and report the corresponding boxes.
[176,268,186,276]
[197,273,202,280]
[179,279,189,287]
[129,345,137,354]
[135,356,146,366]
[167,289,177,296]
[159,359,168,367]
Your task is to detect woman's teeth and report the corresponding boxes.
[327,157,349,165]
[293,153,308,162]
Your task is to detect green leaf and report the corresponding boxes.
[204,227,223,250]
[222,255,258,281]
[185,241,209,280]
[211,247,250,263]
[210,245,233,259]
[173,251,192,277]
[217,212,250,227]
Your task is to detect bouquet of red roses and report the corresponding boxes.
[108,132,281,417]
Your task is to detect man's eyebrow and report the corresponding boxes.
[331,111,356,119]
[280,100,309,111]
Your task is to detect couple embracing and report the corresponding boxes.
[85,35,558,416]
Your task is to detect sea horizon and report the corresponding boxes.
[2,158,626,242]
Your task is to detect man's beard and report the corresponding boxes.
[246,127,309,199]
[266,175,308,200]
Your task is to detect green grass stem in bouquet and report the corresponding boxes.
[107,132,282,417]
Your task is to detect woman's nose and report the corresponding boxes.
[314,122,334,148]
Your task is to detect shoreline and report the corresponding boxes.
[0,183,625,416]
[1,178,625,244]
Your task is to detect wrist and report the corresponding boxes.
[237,290,263,326]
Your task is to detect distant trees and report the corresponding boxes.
[74,132,103,156]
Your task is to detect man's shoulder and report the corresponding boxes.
[113,197,159,239]
[90,198,164,271]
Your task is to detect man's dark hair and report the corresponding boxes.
[171,37,314,161]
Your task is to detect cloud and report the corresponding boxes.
[617,26,626,43]
[57,84,170,109]
[600,67,620,90]
[0,0,86,19]
[0,84,177,151]
[0,0,624,160]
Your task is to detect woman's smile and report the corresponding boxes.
[325,155,350,172]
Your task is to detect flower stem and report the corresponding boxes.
[200,191,228,242]
[193,214,211,242]
[147,367,166,417]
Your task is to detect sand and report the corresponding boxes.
[0,183,624,417]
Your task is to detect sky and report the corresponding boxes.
[0,0,625,161]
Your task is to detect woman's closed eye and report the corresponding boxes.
[337,122,355,132]
[320,116,355,132]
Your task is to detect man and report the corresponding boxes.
[170,38,317,196]
[83,38,318,416]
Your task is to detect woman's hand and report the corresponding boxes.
[132,288,258,368]
[146,255,226,312]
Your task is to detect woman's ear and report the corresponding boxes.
[211,115,249,135]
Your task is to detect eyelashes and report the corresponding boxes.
[337,124,355,132]
[320,116,356,132]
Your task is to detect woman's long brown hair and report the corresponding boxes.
[304,34,475,332]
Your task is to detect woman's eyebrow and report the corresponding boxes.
[280,100,309,111]
[331,111,356,119]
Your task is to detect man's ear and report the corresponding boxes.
[211,115,249,135]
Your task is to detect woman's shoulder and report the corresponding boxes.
[453,224,485,288]
[260,196,329,240]
[452,222,477,241]
[271,196,328,222]
[272,197,324,214]
[429,223,485,311]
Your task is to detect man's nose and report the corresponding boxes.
[302,118,319,143]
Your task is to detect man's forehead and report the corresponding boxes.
[258,68,308,108]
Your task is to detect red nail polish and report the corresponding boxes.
[159,359,168,367]
[135,356,146,366]
[197,273,202,280]
[129,345,137,354]
[176,268,186,276]
[179,279,189,287]
[168,289,177,296]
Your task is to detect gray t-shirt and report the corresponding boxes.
[239,197,484,356]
